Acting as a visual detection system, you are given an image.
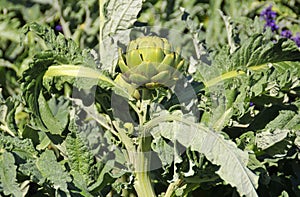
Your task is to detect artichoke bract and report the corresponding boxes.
[118,36,184,88]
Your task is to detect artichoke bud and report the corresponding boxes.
[139,48,164,63]
[151,71,170,83]
[127,39,138,51]
[118,48,129,72]
[133,62,157,78]
[130,73,149,85]
[161,53,175,67]
[174,48,184,70]
[117,36,184,88]
[162,38,172,54]
[144,62,158,78]
[176,59,184,71]
[126,49,142,67]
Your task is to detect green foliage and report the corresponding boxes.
[36,150,72,195]
[0,91,19,136]
[0,151,22,196]
[0,133,38,159]
[65,131,94,187]
[148,111,258,197]
[99,0,144,73]
[38,94,69,135]
[0,0,300,196]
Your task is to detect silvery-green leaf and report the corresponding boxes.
[100,0,143,72]
[0,151,22,197]
[147,112,259,197]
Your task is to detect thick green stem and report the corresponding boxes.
[140,89,151,124]
[134,91,155,196]
[134,136,156,197]
[164,178,183,197]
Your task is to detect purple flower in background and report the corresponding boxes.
[55,24,63,32]
[281,29,293,39]
[265,20,279,31]
[260,5,279,32]
[260,5,277,20]
[260,5,300,47]
[291,33,300,47]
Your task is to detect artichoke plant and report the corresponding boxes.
[117,36,184,88]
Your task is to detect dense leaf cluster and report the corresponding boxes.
[0,0,300,197]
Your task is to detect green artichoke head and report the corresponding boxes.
[118,36,184,88]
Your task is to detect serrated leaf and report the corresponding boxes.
[19,159,43,184]
[23,23,82,60]
[147,113,259,197]
[21,52,55,132]
[0,151,22,196]
[102,0,143,38]
[219,10,239,54]
[151,137,175,172]
[198,36,300,124]
[266,110,300,131]
[256,129,290,151]
[36,150,72,194]
[255,110,299,153]
[65,132,94,186]
[0,133,38,159]
[100,0,143,72]
[201,34,300,88]
[69,170,94,197]
[21,23,105,133]
[231,35,300,68]
[183,127,258,197]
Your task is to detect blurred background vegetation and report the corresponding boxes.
[1,0,300,98]
[0,0,300,106]
[0,1,300,196]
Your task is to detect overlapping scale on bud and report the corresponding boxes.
[117,36,184,88]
